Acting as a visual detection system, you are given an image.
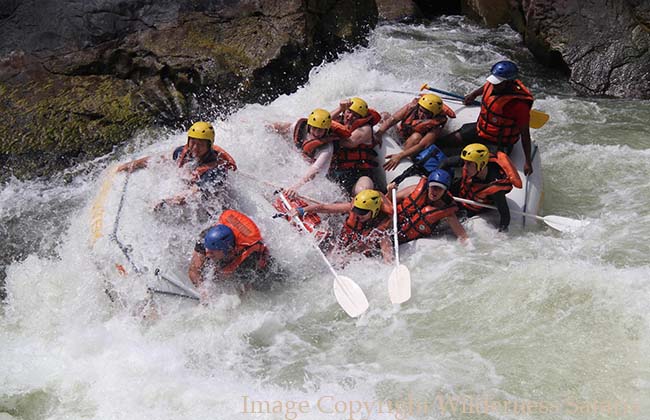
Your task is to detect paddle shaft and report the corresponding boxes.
[277,192,340,279]
[240,171,325,205]
[391,189,401,267]
[423,86,479,105]
[453,197,545,222]
[148,288,199,301]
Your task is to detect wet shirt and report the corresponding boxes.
[172,146,227,195]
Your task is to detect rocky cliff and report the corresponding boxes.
[461,0,650,99]
[0,0,377,179]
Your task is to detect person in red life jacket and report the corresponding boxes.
[188,210,277,296]
[440,143,522,232]
[438,61,535,176]
[269,108,350,198]
[293,189,394,263]
[386,169,470,246]
[116,121,237,209]
[375,93,455,172]
[328,97,383,196]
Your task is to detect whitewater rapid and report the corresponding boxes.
[2,17,649,420]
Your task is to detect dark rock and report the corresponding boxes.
[376,0,423,22]
[0,0,378,180]
[461,0,650,99]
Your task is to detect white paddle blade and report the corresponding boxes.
[388,264,411,304]
[333,276,369,317]
[543,216,589,233]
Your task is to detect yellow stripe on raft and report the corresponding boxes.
[90,166,118,246]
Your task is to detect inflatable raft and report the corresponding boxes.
[376,100,543,230]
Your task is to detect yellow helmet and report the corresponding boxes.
[188,121,215,144]
[418,94,443,115]
[348,97,369,117]
[461,143,490,172]
[307,108,332,129]
[353,189,382,218]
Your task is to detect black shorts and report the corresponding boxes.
[328,168,378,196]
[439,123,511,155]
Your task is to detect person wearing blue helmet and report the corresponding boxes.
[387,169,469,245]
[188,210,276,295]
[438,60,535,176]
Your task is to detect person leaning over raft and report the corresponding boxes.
[375,93,455,172]
[269,108,349,199]
[294,189,394,263]
[117,121,237,209]
[329,97,382,195]
[387,169,470,246]
[440,143,522,232]
[188,209,277,297]
[437,60,535,175]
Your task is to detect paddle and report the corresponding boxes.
[148,287,199,301]
[388,189,411,304]
[277,191,369,317]
[239,171,324,205]
[452,197,589,233]
[154,268,201,300]
[420,84,550,129]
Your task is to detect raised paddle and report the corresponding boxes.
[420,84,550,129]
[278,191,369,317]
[452,197,589,233]
[388,189,411,304]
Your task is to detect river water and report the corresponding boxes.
[2,17,649,420]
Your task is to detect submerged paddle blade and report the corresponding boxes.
[333,275,369,317]
[529,109,550,129]
[543,215,589,233]
[388,264,411,304]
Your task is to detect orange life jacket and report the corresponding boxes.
[338,199,393,256]
[332,109,382,170]
[176,144,237,181]
[458,152,522,212]
[216,210,268,275]
[477,80,534,146]
[397,103,455,140]
[396,177,458,243]
[293,118,351,160]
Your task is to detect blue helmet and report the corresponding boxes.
[204,224,235,252]
[427,169,451,190]
[487,60,518,84]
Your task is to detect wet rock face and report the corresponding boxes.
[461,0,650,99]
[0,0,377,179]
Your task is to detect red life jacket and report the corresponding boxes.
[272,196,331,244]
[216,210,268,275]
[458,152,522,212]
[293,118,351,160]
[176,144,237,181]
[332,109,382,170]
[397,103,455,140]
[476,80,534,146]
[396,177,458,244]
[338,198,393,257]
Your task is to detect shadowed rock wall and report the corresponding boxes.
[461,0,650,99]
[0,0,377,179]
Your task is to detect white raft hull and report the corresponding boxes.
[376,102,543,230]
